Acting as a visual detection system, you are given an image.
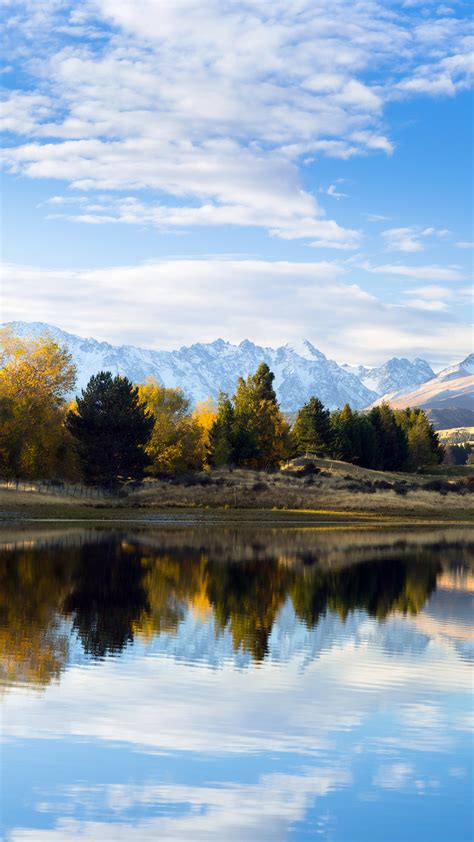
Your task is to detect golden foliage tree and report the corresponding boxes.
[138,379,206,474]
[0,329,78,479]
[192,399,217,467]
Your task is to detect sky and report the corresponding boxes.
[0,0,473,366]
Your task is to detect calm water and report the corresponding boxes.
[0,525,473,842]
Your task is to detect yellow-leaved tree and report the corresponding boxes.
[0,328,78,479]
[192,398,217,467]
[138,379,206,475]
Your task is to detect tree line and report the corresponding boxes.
[0,329,443,484]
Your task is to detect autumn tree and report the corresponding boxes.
[67,372,153,485]
[192,398,217,466]
[0,328,78,479]
[138,380,205,475]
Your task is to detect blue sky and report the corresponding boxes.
[1,0,472,365]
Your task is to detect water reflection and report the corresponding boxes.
[1,528,466,680]
[0,526,473,841]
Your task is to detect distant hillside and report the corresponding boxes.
[426,408,474,431]
[371,354,474,427]
[2,321,449,413]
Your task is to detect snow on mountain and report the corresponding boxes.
[4,321,379,410]
[430,353,474,383]
[371,354,474,412]
[4,321,463,413]
[360,357,435,397]
[341,363,371,380]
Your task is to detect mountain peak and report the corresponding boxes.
[461,353,474,373]
[361,356,434,396]
[283,339,326,361]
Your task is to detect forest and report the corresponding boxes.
[0,328,444,484]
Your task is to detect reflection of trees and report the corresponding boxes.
[290,558,440,627]
[63,540,148,657]
[134,553,210,638]
[0,546,76,686]
[207,560,288,661]
[0,534,446,687]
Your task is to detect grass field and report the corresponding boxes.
[1,458,473,523]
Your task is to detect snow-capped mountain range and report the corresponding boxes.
[373,353,474,411]
[342,357,435,397]
[2,321,468,412]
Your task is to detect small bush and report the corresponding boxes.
[424,479,450,494]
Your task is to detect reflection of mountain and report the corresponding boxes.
[408,570,474,661]
[1,528,473,687]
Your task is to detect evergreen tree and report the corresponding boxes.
[368,404,408,471]
[330,404,354,462]
[354,412,380,469]
[232,363,290,469]
[292,397,331,456]
[208,393,236,467]
[395,407,443,470]
[67,372,153,485]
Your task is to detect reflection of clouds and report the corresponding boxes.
[9,767,350,841]
[373,763,440,794]
[3,604,473,841]
[373,763,414,791]
[2,617,472,758]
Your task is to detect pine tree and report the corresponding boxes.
[368,404,408,470]
[208,393,236,467]
[67,372,153,485]
[354,412,380,469]
[395,407,443,470]
[292,397,331,456]
[330,404,354,462]
[232,363,290,469]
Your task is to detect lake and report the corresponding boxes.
[1,524,473,841]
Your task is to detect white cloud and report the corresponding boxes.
[382,225,452,253]
[405,285,452,299]
[395,38,474,96]
[323,183,348,200]
[404,284,452,311]
[382,227,425,253]
[46,192,360,248]
[1,1,472,241]
[362,261,466,281]
[1,258,471,364]
[365,213,392,222]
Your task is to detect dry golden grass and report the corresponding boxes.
[1,461,473,521]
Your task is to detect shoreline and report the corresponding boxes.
[1,501,473,528]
